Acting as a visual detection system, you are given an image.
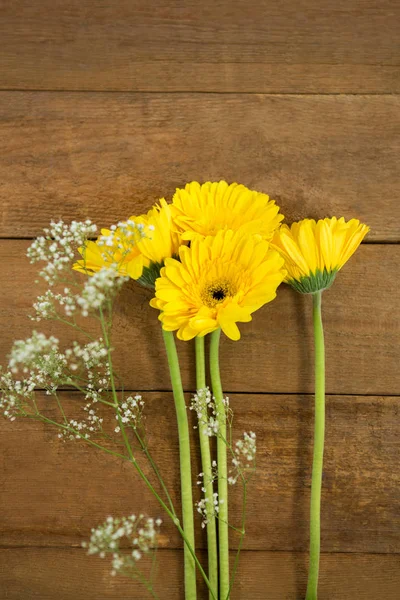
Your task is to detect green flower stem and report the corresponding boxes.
[162,329,197,600]
[195,336,219,600]
[306,290,326,600]
[209,328,230,600]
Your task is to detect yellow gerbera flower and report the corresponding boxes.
[171,180,284,241]
[73,222,144,279]
[150,229,286,341]
[272,217,370,294]
[73,199,182,287]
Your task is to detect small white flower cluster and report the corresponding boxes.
[8,331,60,373]
[228,431,257,485]
[1,333,114,428]
[31,290,58,321]
[57,408,104,441]
[58,340,110,441]
[27,220,97,285]
[97,219,148,256]
[196,491,223,528]
[8,332,66,391]
[68,341,110,403]
[196,460,218,492]
[114,395,144,433]
[32,270,126,322]
[190,387,217,436]
[77,268,128,317]
[0,370,35,421]
[83,514,162,576]
[31,288,81,321]
[67,340,108,372]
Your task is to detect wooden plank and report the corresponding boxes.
[0,1,399,93]
[0,93,399,241]
[1,393,399,553]
[1,548,399,600]
[0,242,398,395]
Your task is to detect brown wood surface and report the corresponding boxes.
[1,1,399,596]
[0,241,398,395]
[1,393,399,554]
[1,548,399,600]
[0,93,399,241]
[1,1,399,93]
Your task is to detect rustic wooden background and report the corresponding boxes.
[0,1,399,598]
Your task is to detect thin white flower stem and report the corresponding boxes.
[195,335,218,600]
[66,380,116,407]
[150,544,158,584]
[54,315,96,341]
[30,301,215,598]
[209,328,230,600]
[162,329,197,600]
[98,309,214,598]
[134,428,177,515]
[32,410,218,598]
[54,391,68,424]
[222,419,251,590]
[31,404,218,599]
[99,306,119,409]
[126,565,161,599]
[126,431,216,598]
[306,290,326,600]
[227,474,247,596]
[29,413,130,460]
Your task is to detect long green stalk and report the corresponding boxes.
[162,329,197,600]
[305,290,326,600]
[195,336,218,600]
[209,328,230,599]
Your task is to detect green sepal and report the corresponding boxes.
[136,254,180,289]
[136,261,164,289]
[288,268,338,294]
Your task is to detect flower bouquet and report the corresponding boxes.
[0,181,368,599]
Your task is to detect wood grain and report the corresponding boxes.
[0,93,399,240]
[1,392,399,553]
[0,241,398,395]
[0,0,399,594]
[0,1,399,93]
[1,548,399,600]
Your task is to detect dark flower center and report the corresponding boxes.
[212,288,226,301]
[201,279,237,308]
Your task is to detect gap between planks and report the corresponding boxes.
[0,89,399,96]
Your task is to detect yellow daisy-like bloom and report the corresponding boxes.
[73,223,143,279]
[272,217,370,294]
[73,199,182,288]
[150,229,286,341]
[171,180,284,241]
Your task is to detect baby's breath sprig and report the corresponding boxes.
[228,431,257,486]
[190,387,219,437]
[2,220,220,600]
[196,491,223,529]
[27,220,130,331]
[114,395,145,434]
[31,268,127,323]
[190,361,256,599]
[83,514,162,599]
[27,220,97,286]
